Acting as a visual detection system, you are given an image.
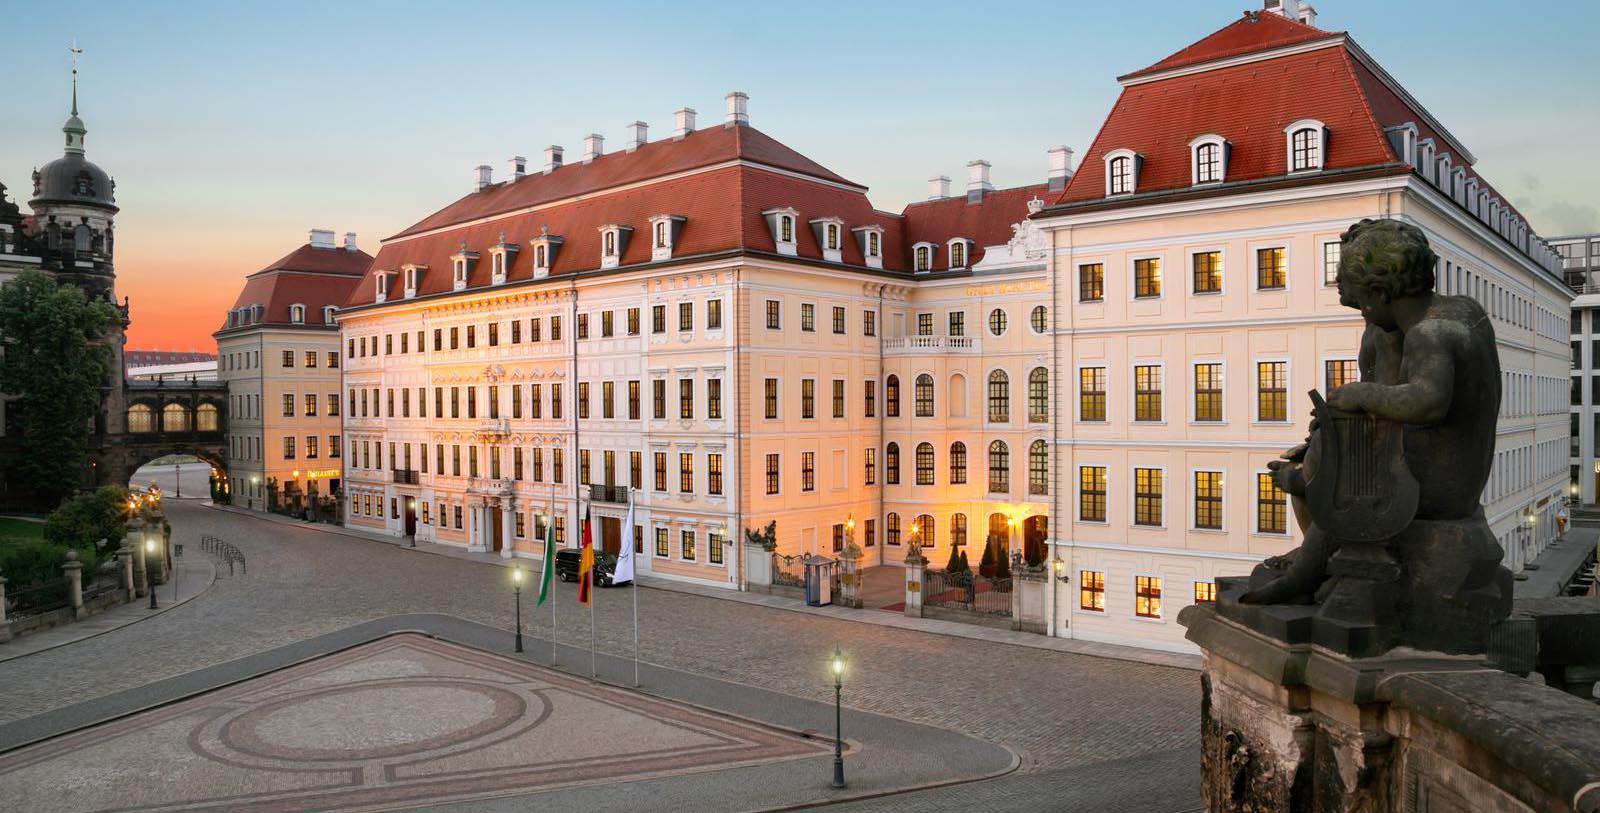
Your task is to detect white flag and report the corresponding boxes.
[614,493,636,583]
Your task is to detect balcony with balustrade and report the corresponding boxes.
[881,336,981,355]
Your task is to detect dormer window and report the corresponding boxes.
[851,225,884,270]
[809,217,845,263]
[1104,149,1140,196]
[761,207,800,256]
[488,233,518,285]
[449,242,479,291]
[1189,135,1228,185]
[597,224,633,269]
[1284,120,1327,173]
[289,304,306,323]
[322,305,337,325]
[913,242,936,273]
[947,238,973,270]
[648,215,686,262]
[402,263,426,298]
[528,229,563,279]
[1417,139,1436,184]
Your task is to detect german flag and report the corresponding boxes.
[577,505,594,605]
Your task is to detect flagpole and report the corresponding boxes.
[588,500,597,681]
[549,497,557,667]
[630,492,640,687]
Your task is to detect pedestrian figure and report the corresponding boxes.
[1556,505,1568,539]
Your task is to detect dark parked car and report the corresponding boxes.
[554,549,625,586]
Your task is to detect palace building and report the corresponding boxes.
[216,230,370,513]
[1035,0,1573,651]
[337,96,1065,588]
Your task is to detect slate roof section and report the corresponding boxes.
[1120,10,1336,81]
[219,244,372,332]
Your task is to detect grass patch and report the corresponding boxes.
[0,516,46,543]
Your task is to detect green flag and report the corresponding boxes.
[537,511,555,606]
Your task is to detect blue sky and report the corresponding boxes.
[2,0,1596,349]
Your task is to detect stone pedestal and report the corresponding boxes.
[1182,603,1600,813]
[0,569,11,643]
[838,542,863,609]
[117,542,135,602]
[63,552,84,620]
[902,545,926,618]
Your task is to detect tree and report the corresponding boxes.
[0,270,115,507]
[43,485,129,552]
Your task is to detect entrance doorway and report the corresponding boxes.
[491,509,504,553]
[1023,515,1047,566]
[984,513,1011,576]
[600,517,621,556]
[403,498,417,536]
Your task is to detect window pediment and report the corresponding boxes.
[809,216,845,263]
[851,225,885,269]
[648,214,687,262]
[1284,119,1327,173]
[597,224,633,269]
[1188,134,1229,185]
[761,207,800,256]
[1103,148,1141,196]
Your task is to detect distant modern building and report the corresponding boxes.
[1557,234,1600,505]
[126,359,218,382]
[214,230,370,511]
[1033,0,1572,651]
[125,349,215,368]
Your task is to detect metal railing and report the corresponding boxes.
[923,569,1013,616]
[392,468,420,485]
[589,484,629,504]
[200,535,247,576]
[5,581,70,619]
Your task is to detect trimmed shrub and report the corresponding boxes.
[995,548,1012,580]
[944,545,963,573]
[978,543,995,578]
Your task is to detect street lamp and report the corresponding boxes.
[830,646,846,789]
[512,566,525,653]
[145,538,159,610]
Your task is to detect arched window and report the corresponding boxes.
[162,403,191,433]
[949,441,967,484]
[915,442,935,485]
[1109,156,1132,194]
[950,242,966,268]
[1029,440,1049,495]
[780,216,794,243]
[914,514,935,550]
[987,512,1011,563]
[826,223,839,250]
[1028,367,1049,423]
[951,513,968,549]
[289,304,305,324]
[1194,142,1222,183]
[886,512,901,546]
[885,375,901,418]
[915,245,930,271]
[988,440,1009,493]
[988,370,1010,422]
[196,403,220,432]
[655,221,667,248]
[886,442,900,485]
[604,230,617,256]
[1030,305,1048,333]
[1286,122,1326,172]
[914,374,934,417]
[74,224,92,253]
[949,373,967,417]
[988,308,1008,336]
[127,404,155,433]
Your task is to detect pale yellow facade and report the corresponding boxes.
[218,327,346,510]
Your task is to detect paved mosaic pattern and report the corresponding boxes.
[0,634,829,812]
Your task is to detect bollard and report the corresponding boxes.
[0,566,11,643]
[63,551,84,620]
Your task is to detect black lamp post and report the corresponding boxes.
[512,566,525,653]
[145,538,159,610]
[830,646,846,789]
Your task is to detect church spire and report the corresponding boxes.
[63,42,86,155]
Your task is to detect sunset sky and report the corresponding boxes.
[4,0,1596,351]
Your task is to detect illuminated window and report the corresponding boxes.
[1194,363,1222,422]
[1257,247,1286,290]
[1134,467,1163,526]
[1193,251,1222,294]
[1135,575,1163,618]
[1079,263,1104,302]
[1080,367,1106,422]
[1080,570,1105,611]
[1079,466,1106,522]
[1194,471,1223,530]
[1257,362,1287,422]
[1257,472,1287,534]
[1134,365,1162,422]
[1134,257,1162,298]
[949,442,967,484]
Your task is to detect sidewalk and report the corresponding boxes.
[1515,525,1599,599]
[206,503,1202,671]
[0,559,217,663]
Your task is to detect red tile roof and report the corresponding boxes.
[901,184,1050,267]
[346,130,1050,309]
[1121,10,1336,81]
[1056,44,1396,206]
[390,125,860,240]
[220,244,372,331]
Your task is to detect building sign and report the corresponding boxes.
[963,281,1047,297]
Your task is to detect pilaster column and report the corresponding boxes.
[118,541,135,602]
[63,550,84,620]
[501,501,514,558]
[903,544,927,618]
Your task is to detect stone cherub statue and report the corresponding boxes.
[1234,218,1512,655]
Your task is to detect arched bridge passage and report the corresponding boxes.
[100,379,229,490]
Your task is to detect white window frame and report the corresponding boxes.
[648,214,685,262]
[322,305,337,325]
[1128,252,1167,302]
[1075,461,1111,526]
[1074,363,1110,425]
[1129,464,1168,531]
[1253,467,1293,539]
[1186,245,1227,297]
[1187,134,1228,185]
[1284,119,1327,173]
[1319,239,1342,287]
[1130,361,1166,425]
[810,216,845,264]
[403,264,424,298]
[1131,571,1166,622]
[1250,241,1292,293]
[947,238,972,270]
[289,303,306,324]
[852,225,884,269]
[1103,148,1140,196]
[1189,466,1227,534]
[762,207,800,256]
[912,242,936,273]
[452,257,468,291]
[1251,356,1292,425]
[1188,358,1227,425]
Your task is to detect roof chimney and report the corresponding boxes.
[583,134,605,163]
[966,160,993,203]
[343,232,358,252]
[626,121,649,152]
[476,164,493,191]
[724,92,749,127]
[309,229,335,248]
[1264,0,1315,25]
[509,155,527,179]
[673,107,697,139]
[928,176,951,201]
[1047,146,1075,192]
[543,145,564,174]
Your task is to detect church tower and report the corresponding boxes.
[29,46,120,303]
